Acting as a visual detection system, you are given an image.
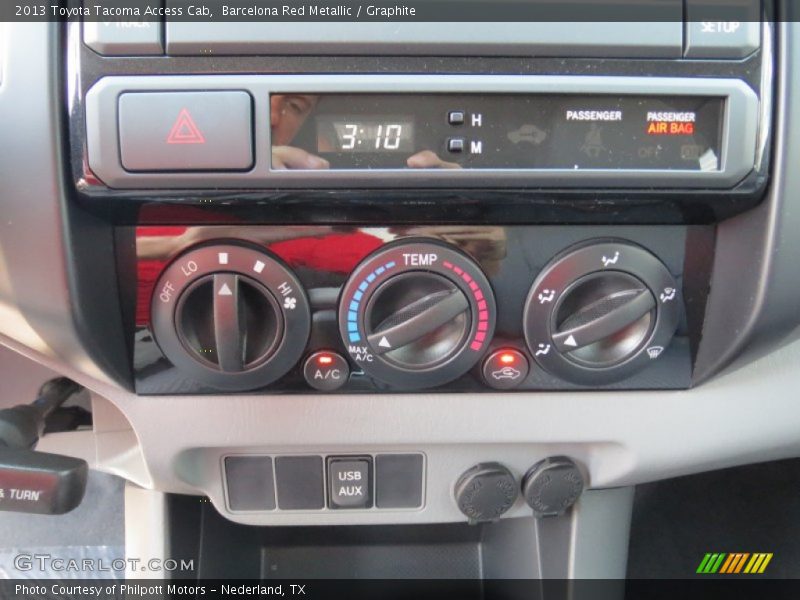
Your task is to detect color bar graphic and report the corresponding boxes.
[697,552,773,574]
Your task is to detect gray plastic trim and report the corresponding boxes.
[165,21,682,59]
[83,21,164,56]
[124,483,169,579]
[125,484,633,580]
[693,16,800,382]
[0,23,123,386]
[84,74,759,190]
[568,487,633,578]
[8,323,800,528]
[684,19,761,59]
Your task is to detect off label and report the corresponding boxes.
[159,281,176,303]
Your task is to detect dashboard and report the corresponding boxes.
[2,0,800,580]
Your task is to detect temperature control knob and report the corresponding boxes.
[339,241,496,389]
[524,241,680,385]
[150,243,311,391]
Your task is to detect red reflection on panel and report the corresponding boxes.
[134,230,386,327]
[136,260,168,326]
[269,232,384,274]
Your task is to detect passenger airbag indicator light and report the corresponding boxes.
[647,122,696,135]
[646,111,697,136]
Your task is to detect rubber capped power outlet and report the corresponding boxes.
[521,456,584,518]
[454,462,518,524]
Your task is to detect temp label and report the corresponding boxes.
[402,253,438,266]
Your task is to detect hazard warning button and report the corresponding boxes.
[118,91,253,172]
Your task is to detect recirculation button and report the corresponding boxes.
[482,349,529,390]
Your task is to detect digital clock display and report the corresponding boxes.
[269,92,723,171]
[322,119,415,153]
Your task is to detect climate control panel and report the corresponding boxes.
[133,225,695,394]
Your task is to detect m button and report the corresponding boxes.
[118,91,253,172]
[328,457,372,509]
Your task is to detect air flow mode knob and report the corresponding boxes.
[524,241,681,385]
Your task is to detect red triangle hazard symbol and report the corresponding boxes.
[166,109,206,144]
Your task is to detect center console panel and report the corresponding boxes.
[68,16,772,399]
[50,4,782,539]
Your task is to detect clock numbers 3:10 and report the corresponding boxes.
[341,123,404,150]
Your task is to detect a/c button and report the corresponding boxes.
[304,351,350,391]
